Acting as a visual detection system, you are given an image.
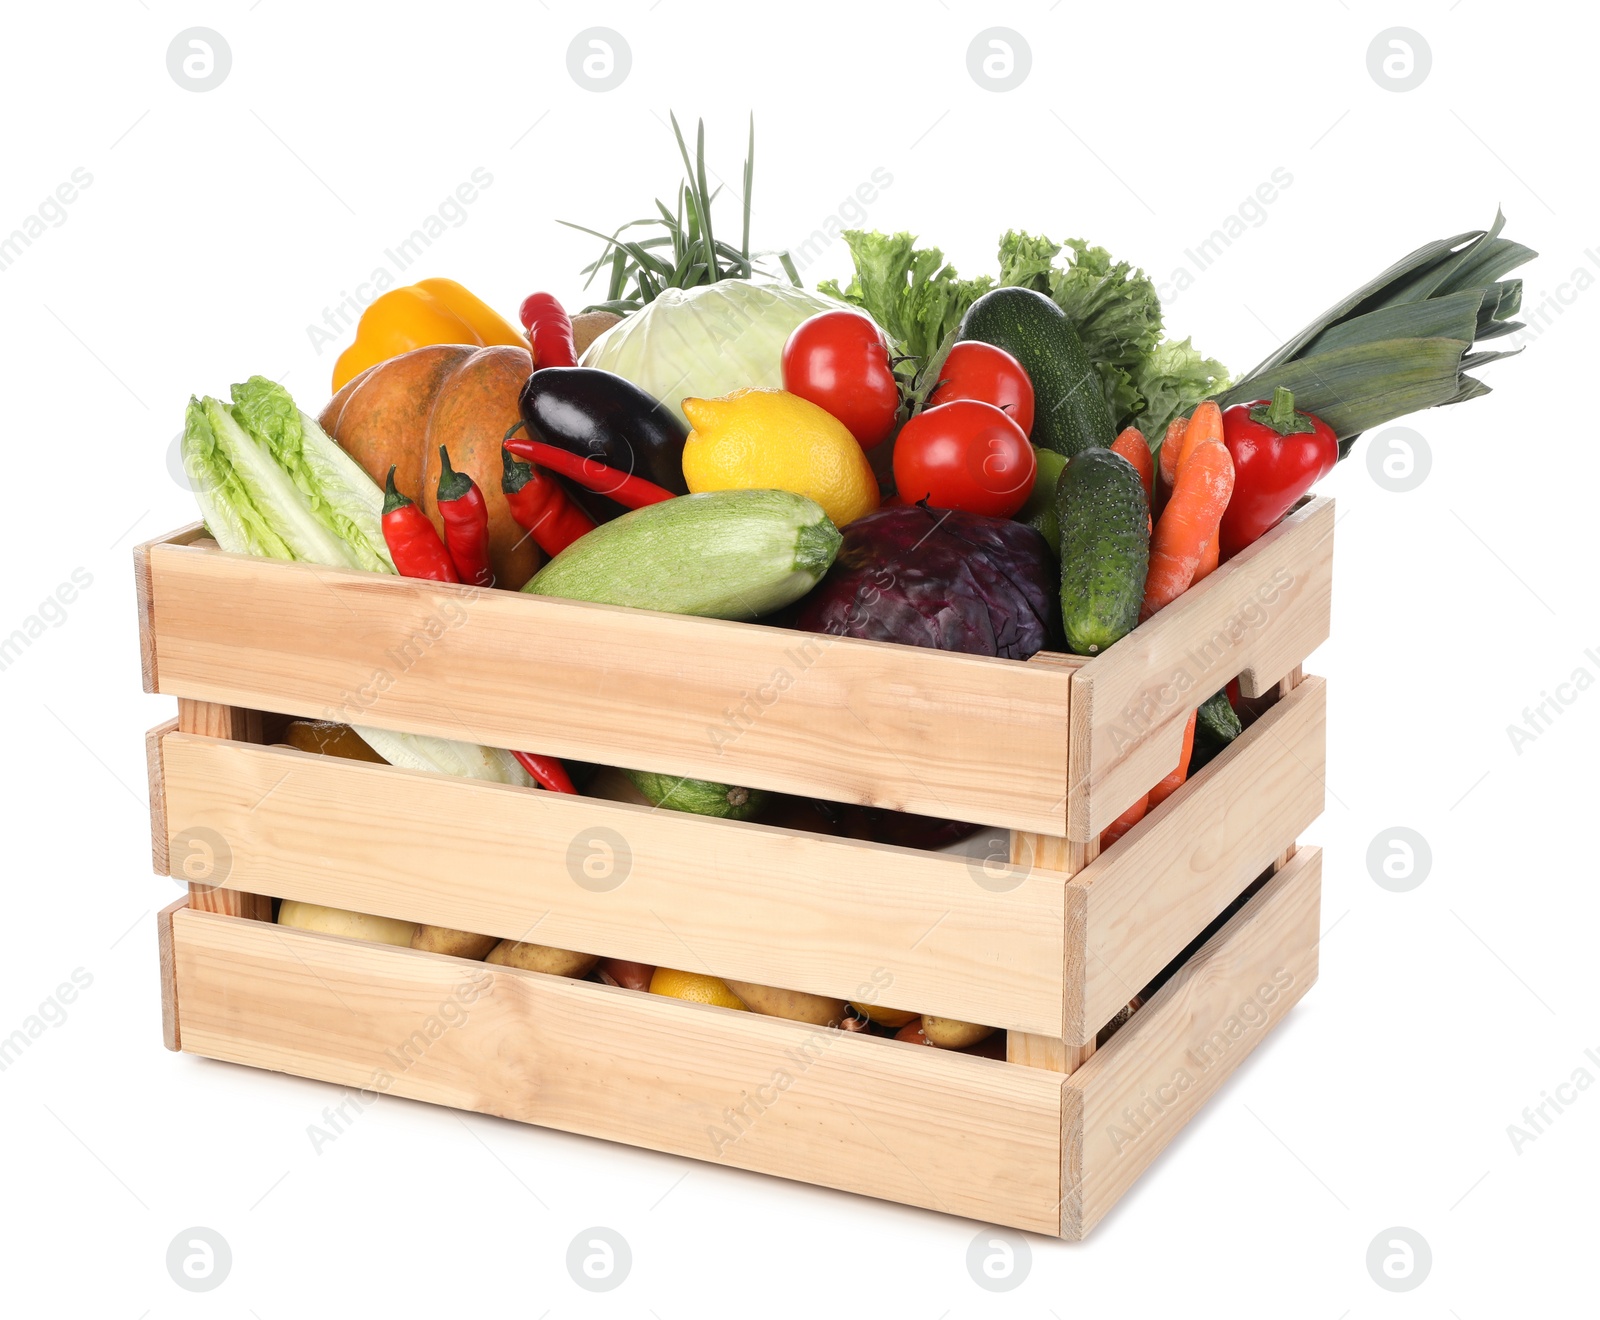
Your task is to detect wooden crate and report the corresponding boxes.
[137,495,1333,1238]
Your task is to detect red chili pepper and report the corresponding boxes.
[381,467,458,583]
[500,447,596,556]
[1217,386,1338,559]
[518,292,578,369]
[504,434,675,509]
[435,445,495,587]
[512,749,578,794]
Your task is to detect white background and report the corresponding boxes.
[3,1,1595,1314]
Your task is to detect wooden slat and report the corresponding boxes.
[142,537,1074,833]
[1007,824,1097,1072]
[1273,666,1306,871]
[1066,497,1334,839]
[175,700,271,922]
[1062,847,1321,1239]
[157,896,186,1052]
[1069,676,1327,1043]
[157,733,1071,1035]
[133,522,205,693]
[169,906,1067,1233]
[144,716,179,874]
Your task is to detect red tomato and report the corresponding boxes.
[781,310,900,449]
[892,400,1036,518]
[928,341,1035,439]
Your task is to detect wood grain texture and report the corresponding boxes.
[169,906,1068,1233]
[157,896,186,1052]
[157,733,1072,1035]
[1066,497,1334,840]
[142,536,1074,833]
[1006,827,1098,1071]
[133,522,205,693]
[175,701,271,922]
[1062,847,1321,1239]
[144,716,178,874]
[1274,666,1306,871]
[1069,677,1327,1043]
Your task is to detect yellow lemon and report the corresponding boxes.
[681,388,880,527]
[648,967,748,1010]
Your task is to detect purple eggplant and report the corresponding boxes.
[519,366,689,496]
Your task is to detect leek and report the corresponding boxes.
[1217,211,1535,454]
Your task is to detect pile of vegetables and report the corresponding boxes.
[174,116,1534,1054]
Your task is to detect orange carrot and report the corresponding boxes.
[1110,426,1154,504]
[1140,439,1235,620]
[1156,414,1188,494]
[1146,712,1197,811]
[1195,533,1220,582]
[1100,793,1149,850]
[1174,400,1222,472]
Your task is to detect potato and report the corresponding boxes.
[596,958,655,992]
[725,981,847,1027]
[485,941,598,978]
[850,1002,919,1029]
[278,900,417,948]
[582,767,654,806]
[570,310,622,358]
[411,926,498,960]
[919,1015,997,1050]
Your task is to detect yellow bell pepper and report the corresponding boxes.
[332,278,527,391]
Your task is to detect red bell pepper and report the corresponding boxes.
[1217,386,1337,559]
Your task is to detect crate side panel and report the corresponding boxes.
[159,734,1070,1035]
[145,544,1072,833]
[169,908,1066,1234]
[1063,848,1321,1238]
[1074,677,1326,1039]
[1068,497,1333,839]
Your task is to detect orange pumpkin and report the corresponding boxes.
[319,344,539,589]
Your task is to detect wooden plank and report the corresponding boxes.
[144,716,179,874]
[169,906,1067,1234]
[1066,497,1334,839]
[1070,676,1327,1043]
[143,537,1074,833]
[1007,826,1097,1072]
[174,701,271,922]
[157,896,186,1052]
[133,522,205,693]
[1274,665,1305,870]
[1062,847,1321,1239]
[158,733,1071,1035]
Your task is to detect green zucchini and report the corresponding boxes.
[625,769,767,821]
[957,286,1115,458]
[1015,446,1067,556]
[1057,447,1149,655]
[523,489,840,620]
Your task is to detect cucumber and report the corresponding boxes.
[1015,446,1067,556]
[625,769,767,820]
[1057,447,1149,655]
[957,286,1115,458]
[1189,689,1242,775]
[1195,689,1242,746]
[523,489,840,620]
